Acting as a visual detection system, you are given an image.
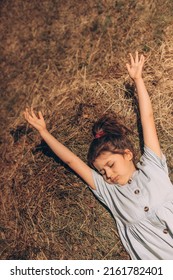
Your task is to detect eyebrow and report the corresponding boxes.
[99,160,113,172]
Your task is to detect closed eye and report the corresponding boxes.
[99,170,105,176]
[99,162,114,175]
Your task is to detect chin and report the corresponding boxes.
[116,178,128,186]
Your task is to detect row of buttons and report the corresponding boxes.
[128,176,169,235]
[143,206,169,234]
[131,193,169,234]
[128,177,141,200]
[128,178,140,195]
[144,206,168,233]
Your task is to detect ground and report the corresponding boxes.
[0,0,173,260]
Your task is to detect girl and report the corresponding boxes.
[24,52,173,260]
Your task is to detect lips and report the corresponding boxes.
[111,176,119,183]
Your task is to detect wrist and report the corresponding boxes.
[39,127,49,136]
[133,77,144,84]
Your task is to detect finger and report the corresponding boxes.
[140,54,145,66]
[31,107,38,120]
[38,111,43,119]
[135,51,139,63]
[142,54,145,62]
[23,111,27,120]
[24,108,29,116]
[126,63,131,72]
[24,112,32,125]
[129,53,134,65]
[24,109,29,120]
[24,108,33,122]
[26,108,31,118]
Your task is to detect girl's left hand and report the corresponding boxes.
[126,51,145,81]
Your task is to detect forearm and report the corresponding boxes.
[39,129,79,166]
[127,52,161,156]
[134,78,153,122]
[24,108,94,182]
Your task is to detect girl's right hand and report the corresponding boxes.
[24,108,47,133]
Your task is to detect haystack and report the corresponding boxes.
[0,0,173,259]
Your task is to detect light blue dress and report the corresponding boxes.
[90,146,173,259]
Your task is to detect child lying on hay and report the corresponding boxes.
[24,52,173,260]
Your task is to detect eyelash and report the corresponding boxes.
[99,163,114,175]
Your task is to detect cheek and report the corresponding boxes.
[113,161,127,174]
[102,174,111,184]
[102,174,107,181]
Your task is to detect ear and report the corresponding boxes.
[124,149,133,161]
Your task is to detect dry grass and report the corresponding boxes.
[0,0,173,260]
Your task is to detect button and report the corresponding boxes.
[140,160,145,166]
[163,228,168,234]
[134,189,140,194]
[144,206,149,212]
[128,178,133,184]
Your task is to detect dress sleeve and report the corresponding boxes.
[141,145,168,174]
[89,169,111,206]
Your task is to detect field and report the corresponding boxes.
[0,0,173,260]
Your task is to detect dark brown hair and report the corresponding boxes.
[87,115,135,169]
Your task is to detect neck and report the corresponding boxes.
[129,163,137,180]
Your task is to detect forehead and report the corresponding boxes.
[94,151,123,168]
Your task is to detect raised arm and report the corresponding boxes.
[126,51,161,158]
[24,108,96,189]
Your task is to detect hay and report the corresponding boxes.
[0,0,173,259]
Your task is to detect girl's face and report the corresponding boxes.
[93,149,136,186]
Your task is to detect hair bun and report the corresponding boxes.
[93,115,130,139]
[94,130,106,139]
[88,114,134,168]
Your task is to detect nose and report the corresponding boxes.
[105,169,113,180]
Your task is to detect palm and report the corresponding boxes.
[24,108,46,132]
[126,52,145,80]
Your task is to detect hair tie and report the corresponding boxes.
[95,130,106,139]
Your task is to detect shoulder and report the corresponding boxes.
[89,169,116,204]
[137,145,168,174]
[91,169,108,194]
